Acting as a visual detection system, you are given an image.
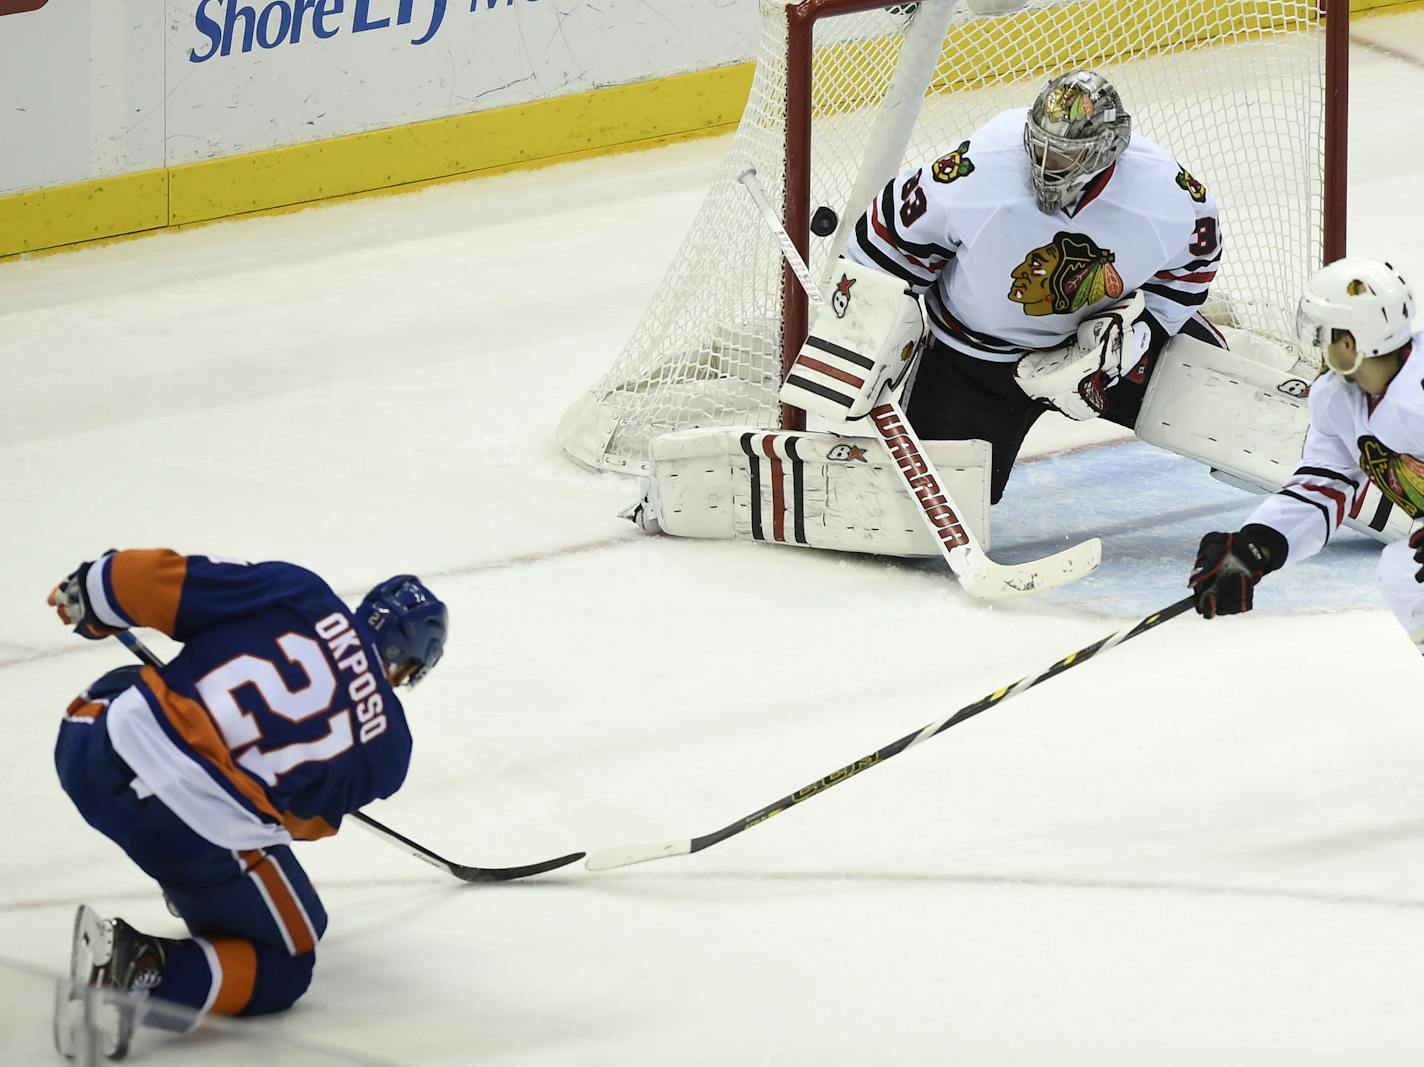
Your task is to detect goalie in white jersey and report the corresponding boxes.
[1189,258,1424,652]
[846,68,1224,502]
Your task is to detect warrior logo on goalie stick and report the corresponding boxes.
[1008,232,1124,316]
[832,274,856,318]
[827,443,869,462]
[1277,378,1310,398]
[869,403,970,549]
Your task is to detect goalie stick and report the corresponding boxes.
[586,595,1194,871]
[737,167,1101,599]
[113,630,583,883]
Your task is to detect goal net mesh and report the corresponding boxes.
[559,0,1328,473]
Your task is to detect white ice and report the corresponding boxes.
[5,17,1424,1065]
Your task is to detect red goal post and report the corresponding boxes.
[559,0,1348,473]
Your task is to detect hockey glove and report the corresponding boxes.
[1188,525,1286,618]
[48,555,121,640]
[1014,292,1147,421]
[1411,525,1424,583]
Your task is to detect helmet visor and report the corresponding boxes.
[1296,298,1365,376]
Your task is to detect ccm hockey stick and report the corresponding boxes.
[587,595,1194,871]
[737,168,1100,598]
[113,630,583,883]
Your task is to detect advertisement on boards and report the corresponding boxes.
[165,0,758,164]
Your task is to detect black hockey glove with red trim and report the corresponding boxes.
[1410,526,1424,583]
[1188,525,1286,619]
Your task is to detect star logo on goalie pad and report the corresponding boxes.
[832,274,856,318]
[931,140,975,184]
[827,443,868,462]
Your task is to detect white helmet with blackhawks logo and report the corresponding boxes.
[1024,70,1132,214]
[1296,257,1416,370]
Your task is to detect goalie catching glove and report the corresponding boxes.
[778,259,924,421]
[1014,292,1148,420]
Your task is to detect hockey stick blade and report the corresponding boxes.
[957,536,1102,599]
[114,631,583,884]
[585,596,1193,872]
[350,813,584,883]
[868,398,1101,599]
[585,839,691,872]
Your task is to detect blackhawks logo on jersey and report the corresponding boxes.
[1008,232,1124,317]
[1358,436,1424,517]
[931,141,975,184]
[1176,166,1207,203]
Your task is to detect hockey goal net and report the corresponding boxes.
[558,0,1346,474]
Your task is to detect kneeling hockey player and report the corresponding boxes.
[1189,258,1424,652]
[47,549,448,1058]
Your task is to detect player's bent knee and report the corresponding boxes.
[239,949,318,1017]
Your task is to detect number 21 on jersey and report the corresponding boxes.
[195,627,384,785]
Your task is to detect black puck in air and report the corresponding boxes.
[810,206,839,237]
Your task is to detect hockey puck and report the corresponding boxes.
[810,206,839,237]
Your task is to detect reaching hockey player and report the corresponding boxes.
[1188,258,1424,651]
[842,67,1223,504]
[46,549,448,1059]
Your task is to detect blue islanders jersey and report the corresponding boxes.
[84,550,412,851]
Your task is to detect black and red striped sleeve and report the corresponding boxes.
[1248,423,1365,565]
[844,166,959,295]
[1141,181,1220,341]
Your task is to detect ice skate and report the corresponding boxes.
[54,905,167,1061]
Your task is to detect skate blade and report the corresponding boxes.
[52,980,128,1060]
[71,905,115,980]
[61,905,130,1060]
[52,983,81,1060]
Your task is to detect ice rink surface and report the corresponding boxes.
[5,16,1424,1065]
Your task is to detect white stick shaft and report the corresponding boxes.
[737,168,824,306]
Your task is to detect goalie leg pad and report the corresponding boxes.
[1136,334,1411,545]
[644,427,992,557]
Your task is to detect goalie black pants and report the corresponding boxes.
[904,335,1180,504]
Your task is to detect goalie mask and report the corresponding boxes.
[1024,70,1132,214]
[1296,257,1416,376]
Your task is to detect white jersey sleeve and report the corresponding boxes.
[845,161,962,295]
[1139,167,1221,342]
[1246,376,1365,565]
[1249,430,1364,564]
